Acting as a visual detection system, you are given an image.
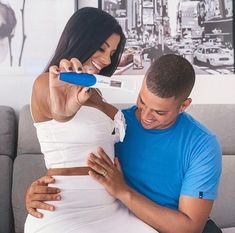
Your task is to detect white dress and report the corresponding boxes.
[24,106,157,233]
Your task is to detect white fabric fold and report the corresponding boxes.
[114,110,126,142]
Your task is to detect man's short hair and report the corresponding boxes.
[146,54,195,101]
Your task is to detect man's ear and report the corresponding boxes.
[180,98,192,112]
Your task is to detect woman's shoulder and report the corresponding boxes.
[32,72,50,102]
[31,72,51,122]
[33,72,49,89]
[32,73,49,104]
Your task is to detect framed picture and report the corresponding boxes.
[0,0,74,76]
[99,0,234,76]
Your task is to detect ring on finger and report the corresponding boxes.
[102,170,108,177]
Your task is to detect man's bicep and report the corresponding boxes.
[181,136,222,200]
[179,195,213,231]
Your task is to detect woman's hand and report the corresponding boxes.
[49,58,93,121]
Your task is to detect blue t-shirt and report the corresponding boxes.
[115,106,222,210]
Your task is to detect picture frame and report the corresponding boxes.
[0,0,74,76]
[99,0,234,76]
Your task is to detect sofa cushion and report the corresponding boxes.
[13,104,46,233]
[0,105,16,233]
[0,156,14,233]
[186,105,235,229]
[211,155,235,228]
[186,104,235,155]
[0,106,16,159]
[222,227,235,233]
[17,105,41,155]
[12,154,46,233]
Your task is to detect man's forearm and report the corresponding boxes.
[118,187,201,233]
[86,150,208,233]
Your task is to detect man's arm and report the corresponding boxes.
[117,187,212,233]
[87,148,213,233]
[25,176,61,218]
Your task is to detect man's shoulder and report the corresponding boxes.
[181,112,215,137]
[121,105,136,115]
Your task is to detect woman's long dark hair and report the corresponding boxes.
[45,7,126,76]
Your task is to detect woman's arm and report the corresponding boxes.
[31,73,52,122]
[31,58,92,123]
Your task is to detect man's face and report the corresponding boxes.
[136,80,191,130]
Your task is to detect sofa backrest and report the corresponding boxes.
[12,105,46,233]
[186,105,235,229]
[0,106,16,233]
[12,104,235,232]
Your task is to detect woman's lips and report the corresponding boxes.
[91,60,102,71]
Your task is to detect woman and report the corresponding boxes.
[25,7,156,233]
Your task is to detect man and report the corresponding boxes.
[26,54,222,233]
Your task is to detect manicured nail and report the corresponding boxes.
[76,67,82,72]
[56,195,61,200]
[99,147,104,152]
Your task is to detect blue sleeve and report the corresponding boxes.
[181,135,222,200]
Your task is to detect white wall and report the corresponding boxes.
[0,74,235,112]
[78,0,98,8]
[101,75,235,105]
[0,0,234,111]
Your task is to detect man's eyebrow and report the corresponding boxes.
[155,109,168,113]
[139,95,168,113]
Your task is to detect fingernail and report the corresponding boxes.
[49,206,54,211]
[99,147,104,152]
[56,195,61,200]
[57,189,61,193]
[76,67,82,73]
[37,213,42,218]
[87,69,94,74]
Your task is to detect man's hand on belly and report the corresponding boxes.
[26,176,61,218]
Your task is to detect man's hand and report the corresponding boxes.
[87,147,129,199]
[26,176,61,218]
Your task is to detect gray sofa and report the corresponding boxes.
[0,106,16,233]
[0,104,235,233]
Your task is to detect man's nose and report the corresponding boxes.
[142,107,153,119]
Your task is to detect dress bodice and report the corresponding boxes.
[34,106,126,169]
